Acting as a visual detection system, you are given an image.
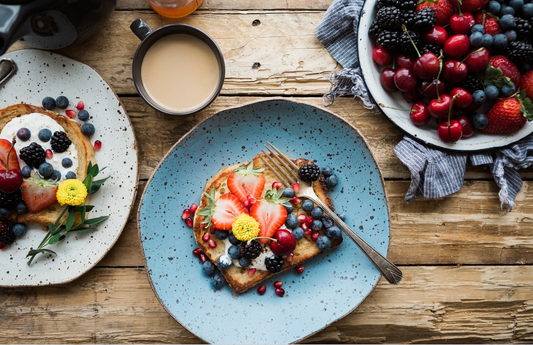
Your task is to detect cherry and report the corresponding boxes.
[464,48,489,73]
[423,26,449,46]
[441,60,468,83]
[372,45,393,66]
[402,88,425,103]
[456,115,475,138]
[0,140,22,194]
[443,34,470,58]
[393,67,417,92]
[449,87,473,109]
[413,52,440,80]
[437,94,463,143]
[395,54,417,69]
[428,94,455,120]
[449,13,475,34]
[269,229,297,256]
[410,101,431,126]
[380,68,398,92]
[418,79,446,98]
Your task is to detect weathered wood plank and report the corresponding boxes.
[117,0,332,11]
[1,266,532,343]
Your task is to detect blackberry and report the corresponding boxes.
[420,43,440,56]
[460,74,484,93]
[399,0,417,11]
[376,6,401,30]
[241,240,262,259]
[298,164,320,182]
[377,30,400,51]
[398,30,421,54]
[376,0,399,10]
[412,7,436,32]
[369,19,381,39]
[0,222,15,246]
[19,142,46,168]
[0,190,22,209]
[515,17,532,40]
[265,254,284,273]
[402,10,417,29]
[50,131,72,153]
[507,40,533,63]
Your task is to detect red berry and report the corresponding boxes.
[273,280,283,288]
[272,181,283,190]
[443,34,470,58]
[209,224,216,234]
[208,239,217,248]
[192,248,203,256]
[182,209,191,219]
[372,45,393,66]
[275,288,285,297]
[393,67,417,92]
[45,149,53,159]
[248,268,257,276]
[290,196,301,204]
[94,140,102,150]
[202,233,210,242]
[243,199,251,208]
[76,101,85,110]
[286,252,294,261]
[305,216,314,226]
[247,195,257,205]
[297,214,307,223]
[257,285,266,295]
[199,253,207,263]
[65,109,77,118]
[189,203,198,213]
[311,232,319,242]
[295,265,305,274]
[291,182,300,193]
[381,68,398,93]
[185,218,193,227]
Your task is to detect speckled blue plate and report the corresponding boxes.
[138,98,390,344]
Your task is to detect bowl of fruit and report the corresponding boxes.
[358,0,533,151]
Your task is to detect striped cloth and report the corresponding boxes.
[315,0,533,211]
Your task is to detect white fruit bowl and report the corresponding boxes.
[357,1,533,151]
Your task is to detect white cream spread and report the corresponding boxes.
[0,113,79,181]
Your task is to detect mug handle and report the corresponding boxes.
[130,18,153,41]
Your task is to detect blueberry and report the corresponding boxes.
[214,229,229,240]
[485,85,499,100]
[65,171,77,180]
[321,216,334,228]
[12,223,27,237]
[312,220,323,231]
[202,260,215,276]
[316,235,332,251]
[38,128,52,142]
[50,170,61,181]
[0,207,10,218]
[210,271,227,290]
[16,201,28,214]
[228,245,241,259]
[311,206,323,219]
[320,165,333,177]
[472,24,485,34]
[17,128,31,141]
[285,213,298,229]
[493,33,508,51]
[326,225,342,239]
[470,31,483,47]
[500,84,516,97]
[283,203,294,214]
[505,30,517,42]
[81,123,95,136]
[472,89,487,104]
[55,96,69,109]
[238,257,251,267]
[325,174,339,188]
[523,3,533,17]
[487,0,501,14]
[301,199,314,212]
[42,97,56,110]
[217,254,232,270]
[77,109,90,121]
[282,187,295,198]
[500,14,516,30]
[509,0,524,11]
[228,232,241,245]
[472,113,489,130]
[499,5,515,15]
[38,162,54,178]
[292,227,304,240]
[21,166,32,178]
[61,157,73,168]
[482,34,494,48]
[337,213,347,221]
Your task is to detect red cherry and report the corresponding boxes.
[395,54,417,69]
[464,48,490,73]
[372,45,393,66]
[449,87,473,109]
[413,52,440,80]
[380,68,398,93]
[418,79,446,98]
[423,26,449,46]
[441,60,468,83]
[270,229,297,256]
[393,67,417,92]
[449,13,475,34]
[443,34,470,58]
[402,89,425,103]
[410,101,431,126]
[437,120,463,142]
[456,115,475,138]
[0,168,22,193]
[428,94,454,119]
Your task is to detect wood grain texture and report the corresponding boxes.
[1,266,532,344]
[117,0,332,10]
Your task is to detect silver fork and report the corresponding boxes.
[259,142,403,284]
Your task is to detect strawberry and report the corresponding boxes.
[489,55,521,87]
[416,0,454,26]
[481,91,533,134]
[197,188,247,230]
[250,188,290,243]
[20,175,58,213]
[474,12,502,36]
[519,69,533,100]
[227,162,266,203]
[0,139,20,171]
[451,0,489,12]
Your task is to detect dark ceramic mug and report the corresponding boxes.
[130,18,225,116]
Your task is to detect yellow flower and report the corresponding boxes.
[56,179,88,206]
[231,213,260,241]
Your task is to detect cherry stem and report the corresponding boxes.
[402,24,421,58]
[448,94,460,126]
[461,48,484,63]
[435,52,444,102]
[482,13,486,27]
[6,137,15,172]
[378,103,416,112]
[251,236,277,243]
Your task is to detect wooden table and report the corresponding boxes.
[3,0,533,343]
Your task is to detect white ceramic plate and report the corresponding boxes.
[358,2,533,151]
[0,49,138,287]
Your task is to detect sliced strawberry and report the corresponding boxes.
[0,139,20,171]
[197,188,247,230]
[20,176,58,213]
[227,162,266,203]
[250,188,290,243]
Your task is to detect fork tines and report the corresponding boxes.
[258,143,299,187]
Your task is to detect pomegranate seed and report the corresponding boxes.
[257,285,266,295]
[292,182,300,193]
[295,265,305,274]
[93,140,102,150]
[76,101,85,110]
[45,149,53,159]
[311,232,319,242]
[243,199,251,208]
[185,218,193,227]
[304,229,312,236]
[297,214,307,223]
[287,252,294,261]
[208,239,217,248]
[306,216,314,226]
[248,268,257,276]
[182,209,191,219]
[189,203,198,213]
[199,253,207,263]
[272,181,283,190]
[202,233,210,242]
[209,225,216,234]
[275,288,285,297]
[65,109,77,118]
[301,223,309,231]
[247,195,257,205]
[290,196,301,204]
[192,248,203,256]
[273,280,283,288]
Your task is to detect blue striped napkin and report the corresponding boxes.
[316,0,533,211]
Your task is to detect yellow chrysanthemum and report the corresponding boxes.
[56,179,88,206]
[231,213,260,241]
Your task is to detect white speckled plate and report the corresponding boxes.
[0,49,138,287]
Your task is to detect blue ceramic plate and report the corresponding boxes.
[138,98,390,344]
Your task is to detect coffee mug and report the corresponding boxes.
[130,18,225,116]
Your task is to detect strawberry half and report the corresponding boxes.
[481,90,533,134]
[20,176,59,213]
[416,0,454,27]
[489,55,521,86]
[227,162,266,203]
[197,188,247,230]
[0,139,20,171]
[519,70,533,100]
[474,11,502,36]
[250,188,290,243]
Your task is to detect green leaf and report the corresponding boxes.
[27,248,57,256]
[65,211,76,232]
[84,215,109,225]
[86,161,93,176]
[71,205,95,213]
[69,227,95,233]
[49,233,65,245]
[484,65,504,80]
[92,176,110,186]
[91,164,100,177]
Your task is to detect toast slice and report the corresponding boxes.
[0,104,95,225]
[193,153,342,293]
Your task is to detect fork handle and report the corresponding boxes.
[308,196,403,284]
